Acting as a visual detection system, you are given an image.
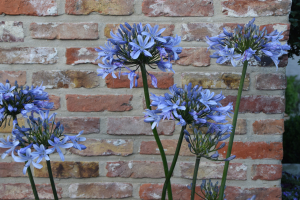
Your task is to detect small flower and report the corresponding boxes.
[142,24,166,43]
[48,137,73,161]
[0,135,19,159]
[31,144,55,163]
[129,35,154,59]
[65,131,86,151]
[13,148,43,175]
[144,109,163,129]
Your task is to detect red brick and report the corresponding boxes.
[69,182,133,198]
[34,161,99,178]
[181,23,242,41]
[176,48,210,67]
[224,186,281,200]
[105,23,175,38]
[107,117,174,135]
[142,0,214,17]
[222,0,291,17]
[0,163,26,177]
[182,72,250,90]
[49,95,60,111]
[218,142,283,160]
[0,71,26,85]
[260,23,290,41]
[221,95,285,114]
[253,119,284,135]
[0,0,57,16]
[66,47,99,65]
[140,139,192,156]
[251,164,282,180]
[106,161,170,178]
[228,119,247,135]
[105,72,174,89]
[256,73,286,90]
[0,183,62,199]
[260,54,288,68]
[30,23,98,40]
[70,139,133,156]
[0,21,24,42]
[65,0,134,15]
[55,117,100,134]
[0,47,57,64]
[180,162,247,180]
[32,70,99,89]
[66,94,133,112]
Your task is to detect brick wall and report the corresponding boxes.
[0,0,290,199]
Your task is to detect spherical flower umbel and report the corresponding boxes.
[95,22,182,88]
[206,18,290,69]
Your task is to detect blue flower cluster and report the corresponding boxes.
[207,18,290,69]
[0,80,53,125]
[282,172,300,200]
[95,23,182,88]
[0,110,86,174]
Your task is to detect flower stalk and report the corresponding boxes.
[46,160,58,200]
[191,156,201,200]
[218,60,248,199]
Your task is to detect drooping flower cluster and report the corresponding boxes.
[206,18,290,69]
[0,80,53,126]
[95,23,182,88]
[0,110,86,174]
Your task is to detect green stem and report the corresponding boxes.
[191,156,201,200]
[140,63,173,200]
[12,115,40,200]
[218,61,248,200]
[46,160,59,200]
[161,126,186,200]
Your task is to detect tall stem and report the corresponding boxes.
[218,61,248,200]
[140,63,173,200]
[161,126,186,200]
[191,156,201,200]
[46,160,58,200]
[12,115,40,200]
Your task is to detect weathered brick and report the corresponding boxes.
[139,184,203,200]
[107,117,174,135]
[0,71,26,86]
[30,23,98,40]
[0,47,57,64]
[176,48,210,67]
[0,21,24,42]
[0,163,26,177]
[55,117,100,134]
[34,161,99,178]
[69,182,133,198]
[182,72,250,90]
[253,119,284,135]
[65,0,134,15]
[224,186,281,200]
[66,94,133,112]
[181,162,247,180]
[70,139,133,156]
[256,73,286,90]
[32,70,99,89]
[222,0,291,17]
[251,164,282,180]
[105,23,175,38]
[221,95,285,114]
[66,47,99,65]
[181,23,242,41]
[142,0,214,17]
[105,72,174,89]
[0,183,62,199]
[218,142,283,160]
[106,161,170,178]
[0,0,57,16]
[140,140,192,156]
[260,23,290,41]
[49,95,60,110]
[0,118,25,133]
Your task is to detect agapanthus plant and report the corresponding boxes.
[143,83,235,200]
[96,22,182,200]
[0,110,86,200]
[207,18,291,200]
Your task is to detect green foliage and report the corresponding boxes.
[285,76,300,115]
[288,0,300,59]
[282,115,300,163]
